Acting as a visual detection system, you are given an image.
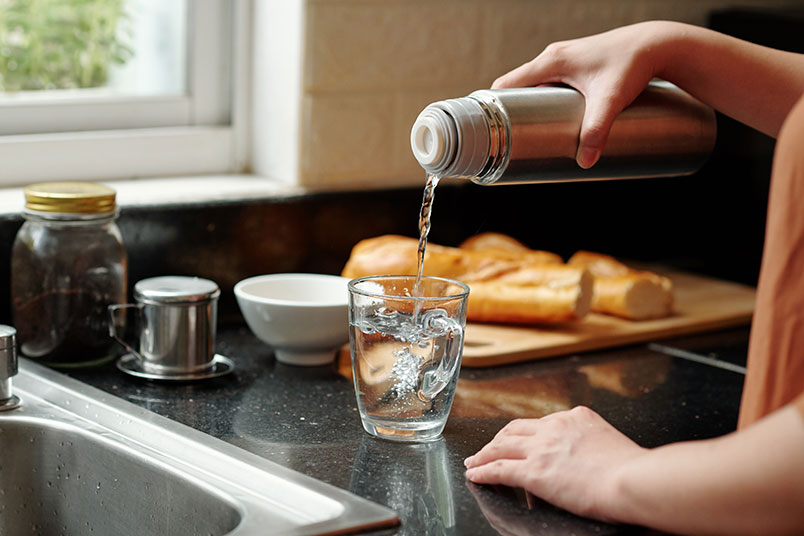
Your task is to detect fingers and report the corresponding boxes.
[494,417,543,437]
[464,434,530,469]
[492,59,553,89]
[465,458,530,489]
[464,418,541,469]
[492,42,568,89]
[491,61,617,169]
[464,409,600,470]
[576,102,611,169]
[576,89,630,169]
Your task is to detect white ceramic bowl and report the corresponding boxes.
[234,273,350,366]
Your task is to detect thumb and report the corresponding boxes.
[576,95,621,169]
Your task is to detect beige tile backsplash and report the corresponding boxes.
[252,0,799,190]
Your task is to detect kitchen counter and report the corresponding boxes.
[64,325,749,535]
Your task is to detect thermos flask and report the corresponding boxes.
[410,80,716,185]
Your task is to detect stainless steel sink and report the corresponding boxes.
[0,359,398,535]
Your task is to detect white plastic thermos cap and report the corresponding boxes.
[410,113,447,167]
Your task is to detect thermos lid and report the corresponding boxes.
[24,182,117,214]
[410,96,493,178]
[134,276,221,305]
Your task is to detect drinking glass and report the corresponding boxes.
[348,275,469,442]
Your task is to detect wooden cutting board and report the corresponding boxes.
[462,269,756,367]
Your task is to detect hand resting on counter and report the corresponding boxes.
[465,404,804,534]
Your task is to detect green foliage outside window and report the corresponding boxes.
[0,0,133,92]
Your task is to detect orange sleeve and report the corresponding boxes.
[796,391,804,419]
[738,93,804,429]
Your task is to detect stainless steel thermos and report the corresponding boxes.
[410,80,716,184]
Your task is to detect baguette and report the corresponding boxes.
[342,235,592,324]
[568,251,674,320]
[342,234,519,282]
[466,278,590,324]
[458,233,674,320]
[459,232,562,265]
[460,232,531,252]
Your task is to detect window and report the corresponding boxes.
[0,0,248,186]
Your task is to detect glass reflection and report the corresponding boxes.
[351,436,455,535]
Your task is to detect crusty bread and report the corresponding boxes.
[342,234,519,282]
[460,232,532,252]
[342,235,592,324]
[459,232,563,265]
[568,251,674,320]
[459,234,674,320]
[466,277,591,324]
[342,233,673,324]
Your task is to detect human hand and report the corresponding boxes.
[464,405,646,522]
[492,21,671,169]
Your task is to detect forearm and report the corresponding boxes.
[648,21,804,137]
[608,405,804,535]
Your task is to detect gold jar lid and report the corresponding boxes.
[24,182,117,214]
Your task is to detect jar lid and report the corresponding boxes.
[24,182,117,214]
[134,276,220,304]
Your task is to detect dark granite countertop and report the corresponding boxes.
[64,325,749,536]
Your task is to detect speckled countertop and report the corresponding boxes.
[64,325,749,536]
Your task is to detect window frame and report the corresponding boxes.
[0,0,250,186]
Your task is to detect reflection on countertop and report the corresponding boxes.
[351,437,455,536]
[65,325,748,535]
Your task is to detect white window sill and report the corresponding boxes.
[0,175,310,216]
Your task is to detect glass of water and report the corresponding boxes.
[348,275,469,442]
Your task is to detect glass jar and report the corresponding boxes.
[11,182,128,368]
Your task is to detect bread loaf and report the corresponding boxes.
[342,233,673,323]
[459,232,562,265]
[342,235,592,324]
[567,251,674,320]
[460,234,674,320]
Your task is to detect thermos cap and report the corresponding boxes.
[410,96,492,178]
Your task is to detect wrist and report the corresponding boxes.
[649,21,711,85]
[638,21,692,82]
[594,447,650,525]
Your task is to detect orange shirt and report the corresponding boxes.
[738,92,804,428]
